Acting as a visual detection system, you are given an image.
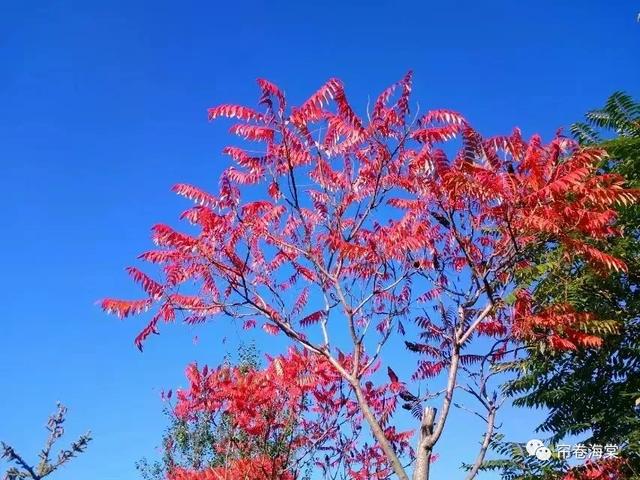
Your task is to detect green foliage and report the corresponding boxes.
[136,408,220,480]
[474,434,570,480]
[571,91,640,144]
[500,93,640,478]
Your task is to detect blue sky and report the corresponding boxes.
[0,1,638,479]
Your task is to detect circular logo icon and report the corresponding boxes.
[535,446,552,461]
[526,439,544,456]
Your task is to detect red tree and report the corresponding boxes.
[103,72,637,479]
[167,348,412,480]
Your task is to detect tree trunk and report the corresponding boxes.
[464,406,496,480]
[412,407,436,480]
[352,383,410,480]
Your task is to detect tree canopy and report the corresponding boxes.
[103,74,638,480]
[504,92,640,479]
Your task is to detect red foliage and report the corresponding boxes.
[169,458,293,480]
[103,72,637,479]
[166,348,412,480]
[562,458,627,480]
[102,73,636,349]
[513,291,605,350]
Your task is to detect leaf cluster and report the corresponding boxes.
[501,93,640,478]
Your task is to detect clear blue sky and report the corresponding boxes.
[1,1,638,479]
